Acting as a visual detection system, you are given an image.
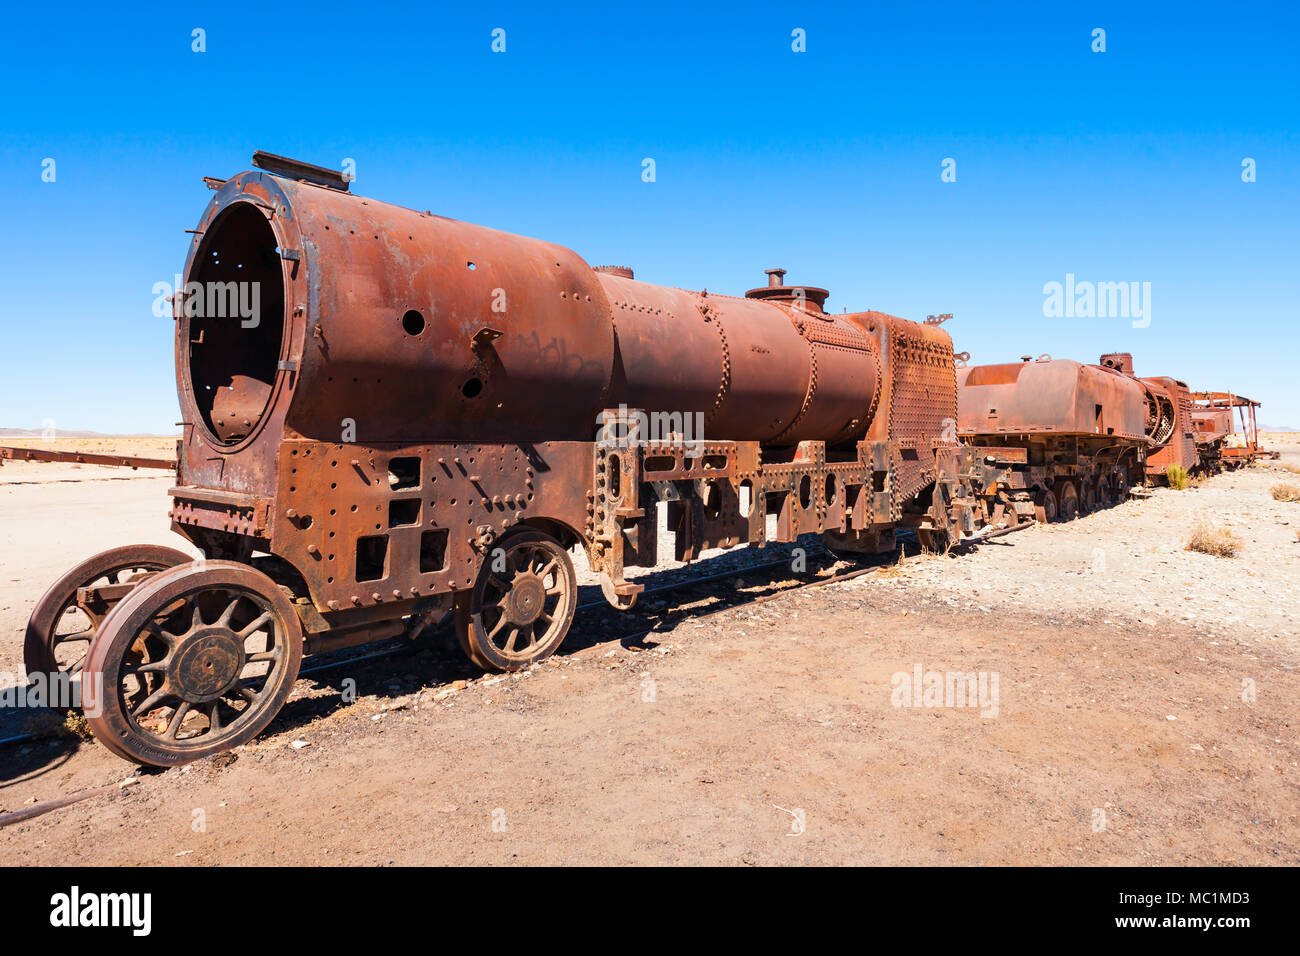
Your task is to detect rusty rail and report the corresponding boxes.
[0,446,175,471]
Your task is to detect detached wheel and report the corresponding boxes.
[455,529,576,672]
[1054,480,1080,522]
[24,544,193,689]
[83,561,302,767]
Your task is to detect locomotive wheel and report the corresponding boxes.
[1080,479,1099,514]
[1054,480,1080,522]
[455,529,576,673]
[1104,472,1125,507]
[1036,489,1058,523]
[24,544,194,689]
[83,561,302,767]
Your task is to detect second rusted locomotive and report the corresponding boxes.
[26,152,1003,767]
[956,353,1162,521]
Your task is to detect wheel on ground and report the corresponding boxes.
[82,561,302,767]
[454,529,576,672]
[1035,488,1058,523]
[1080,479,1099,514]
[1053,480,1080,521]
[1105,472,1126,506]
[24,544,193,691]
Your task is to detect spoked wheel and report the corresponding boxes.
[454,529,576,673]
[1054,480,1080,522]
[83,561,302,767]
[24,544,193,692]
[1035,488,1058,523]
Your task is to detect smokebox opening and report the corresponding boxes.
[186,202,286,445]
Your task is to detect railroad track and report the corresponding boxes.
[0,545,833,751]
[3,524,1033,755]
[0,523,1036,828]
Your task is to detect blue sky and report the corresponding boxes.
[1,0,1297,432]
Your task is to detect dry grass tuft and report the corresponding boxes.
[63,711,93,740]
[1165,464,1190,490]
[878,547,909,579]
[21,709,93,741]
[1271,483,1300,502]
[1186,519,1242,558]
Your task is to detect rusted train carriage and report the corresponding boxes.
[956,354,1158,522]
[1190,400,1234,473]
[26,153,1000,767]
[1190,391,1276,469]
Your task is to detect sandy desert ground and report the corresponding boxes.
[0,435,1297,864]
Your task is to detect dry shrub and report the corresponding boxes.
[1166,464,1190,490]
[1186,519,1242,558]
[63,711,93,740]
[22,709,91,740]
[878,547,908,579]
[1271,483,1300,502]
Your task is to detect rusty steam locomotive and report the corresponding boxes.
[23,154,1273,767]
[25,153,1012,766]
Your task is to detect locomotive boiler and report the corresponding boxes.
[957,354,1160,521]
[26,153,998,766]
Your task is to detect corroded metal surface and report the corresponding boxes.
[956,355,1154,522]
[165,158,981,631]
[0,446,175,470]
[1141,376,1198,477]
[1191,391,1278,466]
[1096,354,1199,480]
[957,356,1151,441]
